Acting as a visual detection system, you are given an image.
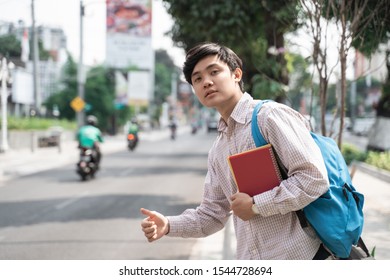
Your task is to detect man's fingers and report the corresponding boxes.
[142,224,156,234]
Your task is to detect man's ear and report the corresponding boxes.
[233,68,243,81]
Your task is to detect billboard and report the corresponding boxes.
[12,69,34,105]
[127,70,150,106]
[106,0,153,70]
[114,70,151,106]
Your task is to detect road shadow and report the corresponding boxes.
[0,194,199,228]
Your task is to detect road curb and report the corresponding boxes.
[352,161,390,184]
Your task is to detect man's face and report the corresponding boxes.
[191,55,242,109]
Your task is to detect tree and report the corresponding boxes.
[84,66,117,133]
[298,0,338,137]
[162,0,300,100]
[44,56,125,133]
[0,33,51,61]
[285,52,312,110]
[154,49,178,105]
[0,34,21,58]
[44,55,78,121]
[328,0,388,146]
[347,0,390,151]
[299,0,388,146]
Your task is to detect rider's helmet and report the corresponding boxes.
[86,115,98,127]
[131,117,138,124]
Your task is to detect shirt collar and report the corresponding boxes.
[229,92,254,125]
[217,92,254,132]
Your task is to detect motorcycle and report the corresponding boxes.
[169,123,177,140]
[76,147,99,181]
[191,123,198,135]
[127,133,138,151]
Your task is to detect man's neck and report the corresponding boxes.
[217,92,244,122]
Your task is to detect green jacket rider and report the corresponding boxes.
[128,118,139,136]
[77,115,103,163]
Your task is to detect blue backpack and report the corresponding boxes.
[251,100,365,258]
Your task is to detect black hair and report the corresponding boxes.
[183,42,244,91]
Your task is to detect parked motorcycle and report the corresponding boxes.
[76,147,99,181]
[127,133,138,151]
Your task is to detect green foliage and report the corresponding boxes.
[6,116,76,130]
[154,49,178,105]
[84,66,116,132]
[162,0,300,94]
[44,55,78,120]
[284,53,312,109]
[341,143,367,165]
[350,1,390,57]
[371,246,376,258]
[0,34,21,58]
[251,74,287,100]
[0,33,51,61]
[365,151,390,172]
[341,143,390,172]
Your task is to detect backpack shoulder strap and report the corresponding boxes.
[251,100,273,147]
[251,99,309,228]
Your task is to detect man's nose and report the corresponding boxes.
[203,76,213,88]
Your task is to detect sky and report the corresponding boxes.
[0,0,185,67]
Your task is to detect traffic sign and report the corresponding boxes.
[70,96,85,112]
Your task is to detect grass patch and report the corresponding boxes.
[5,116,77,130]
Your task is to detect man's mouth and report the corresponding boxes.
[205,90,216,98]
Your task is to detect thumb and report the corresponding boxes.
[230,192,238,201]
[140,208,155,218]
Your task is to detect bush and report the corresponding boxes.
[5,116,77,130]
[341,143,367,165]
[341,143,390,172]
[365,152,390,172]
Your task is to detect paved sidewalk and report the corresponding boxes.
[0,134,122,182]
[0,127,187,182]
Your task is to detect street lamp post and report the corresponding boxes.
[77,0,106,128]
[77,0,86,129]
[0,58,14,153]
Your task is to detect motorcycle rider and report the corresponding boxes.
[127,117,140,149]
[128,117,140,138]
[168,117,177,140]
[77,115,104,166]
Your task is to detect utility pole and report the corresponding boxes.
[0,58,14,152]
[171,72,177,104]
[31,0,40,116]
[77,0,86,128]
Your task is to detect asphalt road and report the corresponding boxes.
[0,131,216,260]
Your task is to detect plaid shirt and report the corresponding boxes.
[167,93,329,259]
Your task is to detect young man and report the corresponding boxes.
[140,42,329,259]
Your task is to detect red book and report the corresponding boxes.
[228,144,283,197]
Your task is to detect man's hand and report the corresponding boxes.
[230,192,256,221]
[140,208,169,242]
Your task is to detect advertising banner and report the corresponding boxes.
[106,0,153,70]
[127,70,150,106]
[12,69,34,105]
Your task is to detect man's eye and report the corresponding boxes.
[211,70,219,75]
[193,77,201,83]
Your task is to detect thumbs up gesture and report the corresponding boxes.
[140,208,169,242]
